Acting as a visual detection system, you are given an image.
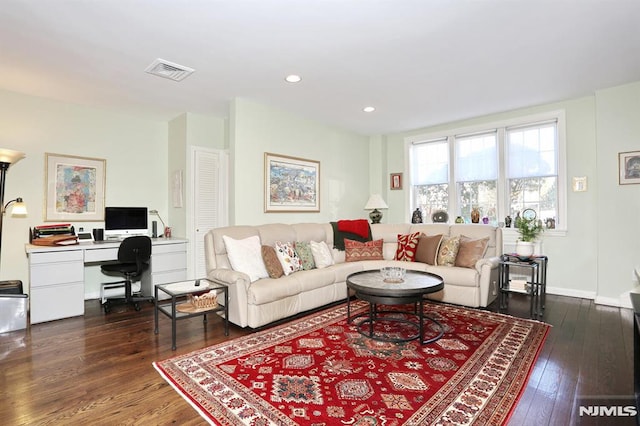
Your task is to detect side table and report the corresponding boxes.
[499,254,548,320]
[155,278,229,350]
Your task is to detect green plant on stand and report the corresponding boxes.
[515,217,544,257]
[516,217,544,242]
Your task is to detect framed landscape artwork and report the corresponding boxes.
[45,153,106,221]
[619,151,640,185]
[264,152,320,212]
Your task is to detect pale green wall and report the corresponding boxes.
[168,112,227,237]
[0,89,168,296]
[230,99,370,225]
[376,83,640,306]
[169,112,227,275]
[4,80,638,307]
[595,81,640,304]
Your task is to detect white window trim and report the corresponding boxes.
[405,110,567,233]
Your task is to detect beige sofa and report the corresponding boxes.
[204,223,502,328]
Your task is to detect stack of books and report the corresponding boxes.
[30,224,78,246]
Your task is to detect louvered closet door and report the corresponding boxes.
[193,147,228,277]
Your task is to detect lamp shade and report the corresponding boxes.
[9,198,27,215]
[364,194,388,210]
[0,148,26,165]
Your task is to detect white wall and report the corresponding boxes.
[230,99,370,225]
[0,89,168,296]
[376,82,640,306]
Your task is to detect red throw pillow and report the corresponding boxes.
[345,238,384,262]
[394,232,421,262]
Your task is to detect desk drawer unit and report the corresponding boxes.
[29,250,85,324]
[150,243,188,298]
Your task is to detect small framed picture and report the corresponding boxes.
[619,151,640,185]
[390,173,403,190]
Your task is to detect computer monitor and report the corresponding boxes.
[104,207,148,239]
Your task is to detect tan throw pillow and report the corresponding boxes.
[415,234,443,265]
[455,235,490,268]
[437,235,460,267]
[261,245,284,278]
[345,238,384,262]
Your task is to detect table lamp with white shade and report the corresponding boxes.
[364,194,388,224]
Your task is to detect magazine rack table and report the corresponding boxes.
[499,254,548,320]
[154,278,228,350]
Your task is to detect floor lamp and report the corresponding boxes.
[0,148,27,261]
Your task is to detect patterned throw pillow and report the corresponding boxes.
[394,232,421,261]
[261,245,284,278]
[274,241,303,275]
[294,241,316,270]
[344,238,384,262]
[310,240,335,268]
[455,235,490,268]
[437,235,461,267]
[415,234,443,265]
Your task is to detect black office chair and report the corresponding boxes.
[100,236,153,313]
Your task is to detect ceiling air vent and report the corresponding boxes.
[145,58,195,82]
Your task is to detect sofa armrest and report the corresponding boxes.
[208,268,249,286]
[475,256,500,273]
[206,268,251,327]
[475,256,500,307]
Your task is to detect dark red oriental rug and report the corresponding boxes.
[154,300,550,425]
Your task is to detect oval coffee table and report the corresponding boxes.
[346,270,444,344]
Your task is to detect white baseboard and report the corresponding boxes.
[546,286,596,300]
[543,286,636,309]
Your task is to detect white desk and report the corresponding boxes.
[25,238,188,324]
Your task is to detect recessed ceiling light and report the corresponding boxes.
[363,106,376,113]
[285,74,302,83]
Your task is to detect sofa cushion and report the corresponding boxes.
[345,238,384,262]
[437,235,460,267]
[455,235,490,268]
[294,241,316,270]
[394,232,421,261]
[275,241,303,275]
[310,240,335,268]
[222,235,269,282]
[415,234,443,265]
[261,245,284,278]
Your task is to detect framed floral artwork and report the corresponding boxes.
[45,153,106,221]
[264,152,320,212]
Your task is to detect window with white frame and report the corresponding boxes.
[409,112,564,228]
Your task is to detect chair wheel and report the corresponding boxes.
[103,302,111,314]
[134,302,141,311]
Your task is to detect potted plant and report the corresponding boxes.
[515,216,544,257]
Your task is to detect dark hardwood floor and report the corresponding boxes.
[0,294,634,425]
